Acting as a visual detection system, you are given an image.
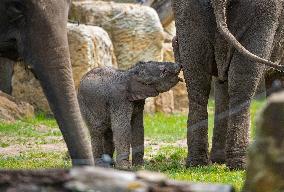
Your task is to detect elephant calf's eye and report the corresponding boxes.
[160,68,167,77]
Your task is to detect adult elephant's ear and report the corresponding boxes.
[211,0,284,71]
[127,76,159,101]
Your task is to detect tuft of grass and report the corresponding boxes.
[142,146,245,191]
[144,113,187,142]
[144,99,265,143]
[0,152,70,169]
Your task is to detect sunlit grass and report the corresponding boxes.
[0,99,266,191]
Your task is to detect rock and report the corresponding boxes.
[144,98,156,114]
[172,72,188,113]
[154,90,174,114]
[68,24,117,87]
[163,21,176,43]
[163,43,174,62]
[70,1,164,69]
[72,0,175,27]
[151,0,174,27]
[0,91,34,122]
[12,63,49,112]
[242,91,284,192]
[12,25,116,113]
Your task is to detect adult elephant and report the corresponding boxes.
[172,0,284,169]
[0,0,93,166]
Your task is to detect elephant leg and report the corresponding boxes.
[89,129,105,167]
[0,57,14,94]
[110,104,132,169]
[103,128,114,159]
[131,101,145,166]
[210,79,229,164]
[225,0,281,170]
[102,127,115,167]
[173,0,215,167]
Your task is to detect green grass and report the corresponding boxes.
[144,99,266,143]
[0,152,71,169]
[0,99,266,191]
[143,146,245,191]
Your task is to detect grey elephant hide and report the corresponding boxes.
[78,61,181,168]
[172,0,284,170]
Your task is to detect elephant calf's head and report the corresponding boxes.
[127,61,181,101]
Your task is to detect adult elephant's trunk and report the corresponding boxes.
[20,2,94,166]
[30,45,94,166]
[211,0,284,71]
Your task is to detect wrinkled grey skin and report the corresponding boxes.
[0,0,93,166]
[172,0,284,169]
[78,61,181,168]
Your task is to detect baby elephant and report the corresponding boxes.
[78,61,181,168]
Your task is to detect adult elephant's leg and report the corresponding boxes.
[226,1,280,170]
[173,0,215,166]
[0,57,14,94]
[210,78,229,164]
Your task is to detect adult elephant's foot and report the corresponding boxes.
[132,158,144,167]
[210,149,226,164]
[226,156,246,170]
[185,155,211,167]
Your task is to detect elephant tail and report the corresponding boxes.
[211,0,284,72]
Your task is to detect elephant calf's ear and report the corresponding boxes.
[127,76,159,101]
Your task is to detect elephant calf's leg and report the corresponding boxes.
[0,57,14,94]
[103,128,115,158]
[90,129,106,167]
[102,128,114,166]
[111,108,132,169]
[131,104,144,166]
[210,79,229,164]
[113,129,131,169]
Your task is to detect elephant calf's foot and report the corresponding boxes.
[94,156,113,168]
[226,157,246,170]
[115,160,131,170]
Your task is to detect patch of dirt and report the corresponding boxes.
[0,143,67,156]
[144,139,187,158]
[0,134,187,158]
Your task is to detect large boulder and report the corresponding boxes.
[72,0,174,27]
[0,91,34,122]
[155,90,174,113]
[68,24,117,87]
[70,1,164,69]
[12,25,117,113]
